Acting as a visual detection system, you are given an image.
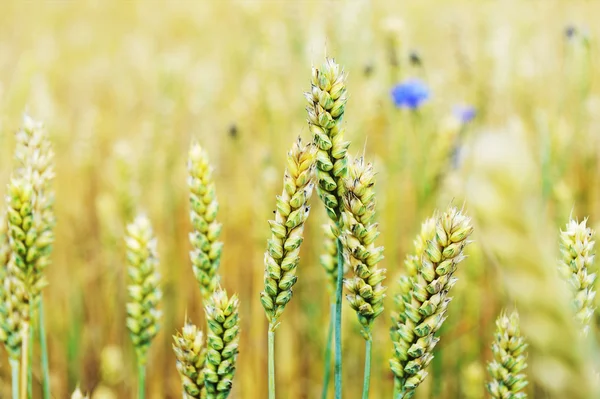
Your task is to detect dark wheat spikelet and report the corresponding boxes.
[486,310,528,399]
[260,138,316,326]
[125,214,162,366]
[204,288,240,399]
[173,321,207,399]
[390,206,473,398]
[340,157,386,337]
[188,143,223,301]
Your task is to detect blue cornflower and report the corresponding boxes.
[390,79,430,109]
[453,105,476,124]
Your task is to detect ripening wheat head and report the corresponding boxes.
[391,217,436,340]
[390,206,473,398]
[5,177,52,302]
[559,218,596,335]
[125,214,162,365]
[188,143,223,301]
[173,321,207,399]
[260,137,316,327]
[305,57,350,224]
[0,212,28,361]
[486,310,528,399]
[204,287,240,399]
[340,157,386,337]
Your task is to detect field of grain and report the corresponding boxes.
[1,1,600,398]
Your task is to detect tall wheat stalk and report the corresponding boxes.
[340,157,386,399]
[260,137,316,399]
[305,57,350,399]
[125,215,162,399]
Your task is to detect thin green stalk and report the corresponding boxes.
[321,303,335,399]
[362,336,372,399]
[268,328,275,399]
[138,363,146,399]
[334,239,343,399]
[28,317,33,399]
[10,359,19,399]
[39,298,50,399]
[393,377,400,398]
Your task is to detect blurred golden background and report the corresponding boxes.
[1,1,600,398]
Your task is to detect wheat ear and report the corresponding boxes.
[173,320,207,399]
[125,214,162,399]
[188,143,223,301]
[486,310,528,399]
[559,217,596,335]
[260,137,316,326]
[390,206,473,398]
[71,386,89,399]
[204,287,240,399]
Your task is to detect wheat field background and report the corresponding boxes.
[1,1,600,398]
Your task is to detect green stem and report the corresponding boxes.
[10,359,19,399]
[393,377,400,399]
[39,297,51,399]
[138,363,146,399]
[334,239,343,399]
[362,336,372,399]
[28,316,33,399]
[268,328,276,399]
[321,303,335,399]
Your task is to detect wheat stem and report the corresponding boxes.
[10,359,19,399]
[268,327,275,399]
[362,335,372,399]
[138,363,146,399]
[28,318,33,399]
[39,297,50,398]
[20,322,28,399]
[321,303,334,399]
[334,238,343,399]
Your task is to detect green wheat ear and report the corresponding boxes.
[390,206,473,398]
[341,156,386,338]
[204,287,240,399]
[188,143,223,301]
[125,214,162,366]
[486,310,528,399]
[260,137,316,327]
[173,320,207,399]
[559,217,596,335]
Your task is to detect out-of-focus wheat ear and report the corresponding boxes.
[340,156,386,337]
[204,288,240,399]
[486,310,528,399]
[173,321,207,399]
[188,143,224,301]
[320,221,344,296]
[390,206,473,399]
[125,214,162,399]
[260,137,316,327]
[559,217,596,335]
